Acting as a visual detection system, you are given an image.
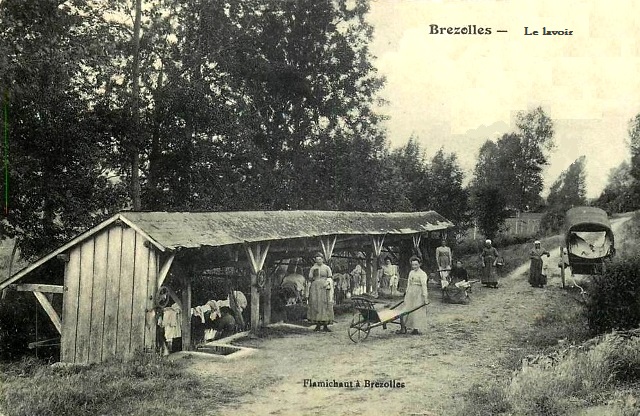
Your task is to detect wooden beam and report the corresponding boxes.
[243,241,271,274]
[263,273,271,326]
[372,235,385,258]
[250,272,259,332]
[11,284,64,293]
[0,214,124,292]
[33,291,62,334]
[244,242,271,331]
[244,244,259,274]
[165,285,182,310]
[157,252,176,288]
[118,215,166,252]
[413,234,422,253]
[181,276,192,351]
[258,242,270,271]
[28,337,60,349]
[320,235,337,261]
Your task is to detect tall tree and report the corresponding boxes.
[472,186,509,241]
[0,0,127,259]
[547,156,587,210]
[386,137,428,210]
[130,0,143,210]
[471,107,555,211]
[595,161,637,213]
[423,148,469,228]
[132,0,387,211]
[512,106,555,210]
[628,113,640,199]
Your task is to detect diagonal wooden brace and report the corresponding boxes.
[157,252,176,288]
[243,241,271,274]
[412,234,422,253]
[33,291,62,334]
[372,235,385,258]
[319,235,337,261]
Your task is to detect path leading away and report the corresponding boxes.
[183,215,631,416]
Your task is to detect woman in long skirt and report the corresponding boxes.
[398,256,429,335]
[307,252,334,332]
[529,240,550,288]
[480,239,499,288]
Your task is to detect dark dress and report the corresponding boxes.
[481,246,499,287]
[529,247,550,287]
[443,266,470,304]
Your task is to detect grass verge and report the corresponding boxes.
[0,352,258,416]
[456,212,640,416]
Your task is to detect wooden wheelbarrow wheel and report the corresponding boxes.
[347,313,371,343]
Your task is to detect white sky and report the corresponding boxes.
[366,0,640,198]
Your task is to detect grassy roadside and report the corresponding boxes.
[0,352,270,416]
[456,212,640,416]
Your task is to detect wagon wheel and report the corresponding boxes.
[347,313,371,343]
[155,286,170,308]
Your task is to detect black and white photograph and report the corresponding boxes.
[1,0,639,414]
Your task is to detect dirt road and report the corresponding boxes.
[182,216,630,416]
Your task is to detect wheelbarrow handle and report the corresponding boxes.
[403,302,430,315]
[389,300,404,310]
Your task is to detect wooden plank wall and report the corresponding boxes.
[61,225,159,364]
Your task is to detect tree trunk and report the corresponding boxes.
[130,0,143,210]
[147,48,166,207]
[1,238,18,300]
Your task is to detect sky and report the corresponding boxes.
[365,0,640,198]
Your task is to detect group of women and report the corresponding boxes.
[306,238,550,334]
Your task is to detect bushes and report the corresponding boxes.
[0,292,60,362]
[540,208,565,235]
[506,332,640,415]
[586,256,640,335]
[459,332,640,415]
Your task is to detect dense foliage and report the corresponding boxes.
[586,256,640,335]
[469,106,556,238]
[0,0,482,260]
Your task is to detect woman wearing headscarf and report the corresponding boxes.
[307,252,334,332]
[480,239,500,288]
[529,240,550,288]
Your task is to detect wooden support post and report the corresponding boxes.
[367,253,376,294]
[33,291,62,334]
[370,235,385,294]
[560,246,566,289]
[263,273,271,326]
[244,242,271,332]
[250,272,260,332]
[181,276,192,351]
[399,239,413,291]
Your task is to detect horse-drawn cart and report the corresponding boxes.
[347,296,428,342]
[560,206,615,287]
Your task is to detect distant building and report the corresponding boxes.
[503,212,545,235]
